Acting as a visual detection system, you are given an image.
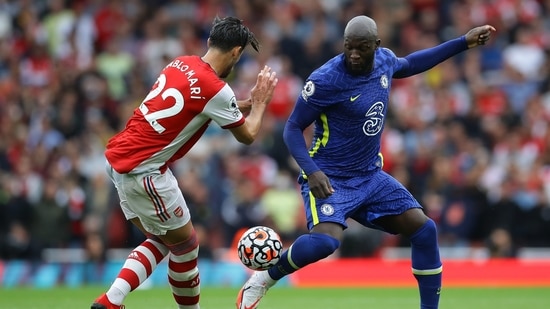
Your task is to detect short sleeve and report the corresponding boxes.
[203,84,245,128]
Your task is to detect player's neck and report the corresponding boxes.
[201,50,226,77]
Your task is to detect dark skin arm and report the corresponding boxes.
[308,170,335,199]
[465,25,496,48]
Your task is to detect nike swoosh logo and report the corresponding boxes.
[350,94,361,102]
[238,287,262,309]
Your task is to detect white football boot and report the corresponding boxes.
[236,271,276,309]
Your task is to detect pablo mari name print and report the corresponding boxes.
[165,59,203,99]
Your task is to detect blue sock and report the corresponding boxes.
[268,233,339,280]
[410,219,442,309]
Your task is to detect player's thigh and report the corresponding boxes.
[123,169,191,237]
[373,208,428,236]
[301,176,362,233]
[128,216,194,246]
[352,171,424,235]
[311,222,345,241]
[160,221,195,245]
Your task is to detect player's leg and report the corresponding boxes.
[269,222,342,279]
[364,172,442,309]
[158,222,201,309]
[375,209,442,309]
[236,222,342,309]
[237,177,354,309]
[93,167,199,309]
[141,169,200,309]
[94,220,200,309]
[92,166,172,309]
[92,219,169,309]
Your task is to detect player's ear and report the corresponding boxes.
[231,46,243,57]
[206,38,211,48]
[375,39,381,48]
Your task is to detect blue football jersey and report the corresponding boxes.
[298,48,403,177]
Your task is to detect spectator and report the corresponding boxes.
[0,0,549,262]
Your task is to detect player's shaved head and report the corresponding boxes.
[342,16,380,75]
[344,15,378,40]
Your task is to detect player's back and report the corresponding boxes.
[106,55,238,174]
[305,49,397,177]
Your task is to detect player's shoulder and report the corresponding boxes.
[308,54,347,90]
[164,55,216,76]
[299,55,348,104]
[163,55,227,92]
[311,54,344,78]
[374,47,400,73]
[377,47,398,60]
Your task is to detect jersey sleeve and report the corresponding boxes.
[298,77,339,111]
[377,48,403,77]
[203,84,245,129]
[392,36,468,78]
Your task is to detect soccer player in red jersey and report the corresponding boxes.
[91,16,278,309]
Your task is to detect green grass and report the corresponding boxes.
[0,286,549,309]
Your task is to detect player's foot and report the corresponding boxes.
[236,271,274,309]
[90,294,125,309]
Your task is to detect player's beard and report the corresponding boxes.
[219,57,239,78]
[219,66,233,78]
[345,54,375,75]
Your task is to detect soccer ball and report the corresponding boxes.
[237,226,283,270]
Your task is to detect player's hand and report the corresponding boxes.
[307,170,335,199]
[250,65,278,106]
[237,98,253,114]
[465,25,496,49]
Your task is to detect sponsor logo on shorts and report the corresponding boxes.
[174,206,184,217]
[320,204,334,216]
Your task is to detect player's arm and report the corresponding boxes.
[236,98,252,114]
[393,25,495,78]
[283,99,320,175]
[284,99,335,198]
[229,66,278,144]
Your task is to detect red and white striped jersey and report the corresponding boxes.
[105,55,245,174]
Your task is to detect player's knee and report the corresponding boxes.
[410,218,438,246]
[146,232,164,244]
[310,233,340,257]
[167,229,199,256]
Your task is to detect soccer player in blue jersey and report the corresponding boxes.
[237,15,496,309]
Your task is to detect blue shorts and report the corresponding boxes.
[299,170,422,233]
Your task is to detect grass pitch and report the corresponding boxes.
[0,286,548,309]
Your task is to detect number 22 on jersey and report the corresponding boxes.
[139,74,185,134]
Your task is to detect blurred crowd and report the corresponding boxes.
[1,0,550,262]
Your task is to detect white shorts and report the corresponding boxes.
[106,162,191,235]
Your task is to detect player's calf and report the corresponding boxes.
[167,229,201,308]
[410,218,442,309]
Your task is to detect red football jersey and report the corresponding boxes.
[105,55,245,174]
